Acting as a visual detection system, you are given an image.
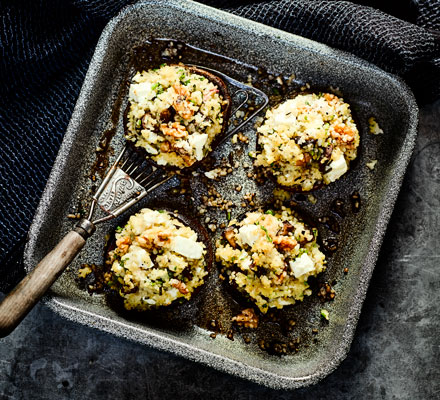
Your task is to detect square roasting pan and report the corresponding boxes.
[24,0,418,390]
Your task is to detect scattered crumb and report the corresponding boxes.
[329,86,342,96]
[204,169,220,179]
[308,194,317,204]
[235,110,245,119]
[78,266,92,279]
[366,160,378,170]
[243,334,252,344]
[232,308,259,329]
[318,282,336,302]
[238,132,249,144]
[254,116,264,129]
[368,117,383,135]
[320,309,330,321]
[286,73,296,85]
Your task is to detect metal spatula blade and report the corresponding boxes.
[0,65,268,337]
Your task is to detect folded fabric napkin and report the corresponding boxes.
[0,0,439,291]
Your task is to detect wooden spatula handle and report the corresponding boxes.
[0,228,88,337]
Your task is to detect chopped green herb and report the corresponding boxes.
[297,248,307,256]
[160,63,166,67]
[158,210,165,213]
[152,82,164,94]
[312,227,318,240]
[116,226,123,233]
[305,101,311,106]
[227,211,231,221]
[321,309,329,320]
[136,119,142,127]
[265,210,274,215]
[259,224,272,242]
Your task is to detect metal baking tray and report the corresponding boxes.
[24,0,418,389]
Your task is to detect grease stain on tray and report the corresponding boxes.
[73,38,370,356]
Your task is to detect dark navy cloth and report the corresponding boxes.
[0,0,439,291]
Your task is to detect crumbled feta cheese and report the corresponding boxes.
[240,257,253,270]
[171,236,203,259]
[141,210,159,227]
[188,133,208,161]
[129,82,155,104]
[289,253,315,278]
[238,224,261,247]
[324,155,348,183]
[144,143,158,155]
[129,247,153,269]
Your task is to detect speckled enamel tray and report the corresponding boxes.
[24,0,418,390]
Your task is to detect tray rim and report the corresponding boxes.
[23,0,419,390]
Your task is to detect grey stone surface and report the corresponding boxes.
[0,99,439,399]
